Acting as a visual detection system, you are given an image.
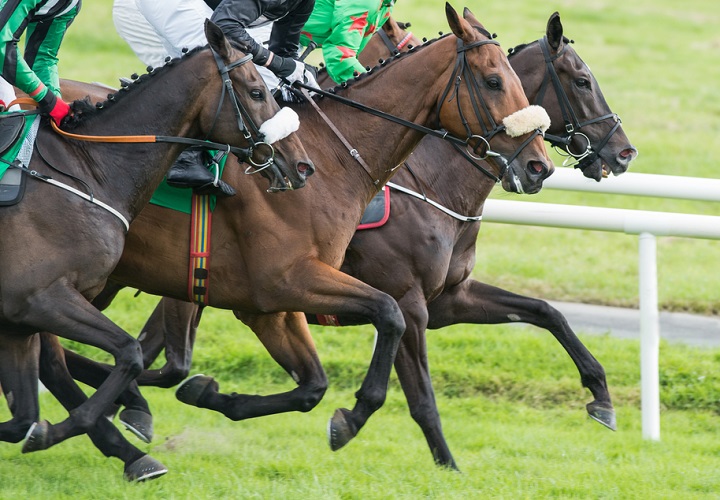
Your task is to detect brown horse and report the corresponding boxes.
[62,11,636,470]
[320,12,636,468]
[0,21,312,478]
[36,4,553,459]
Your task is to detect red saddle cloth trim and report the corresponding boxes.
[357,186,390,230]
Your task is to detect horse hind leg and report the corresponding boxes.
[0,333,40,443]
[426,279,615,430]
[176,311,328,420]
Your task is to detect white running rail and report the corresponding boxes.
[482,167,720,441]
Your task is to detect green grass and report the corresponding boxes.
[2,0,720,497]
[3,297,720,498]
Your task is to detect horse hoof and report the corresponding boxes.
[119,409,154,443]
[123,454,168,482]
[328,408,356,451]
[176,374,215,406]
[587,401,617,431]
[21,420,50,454]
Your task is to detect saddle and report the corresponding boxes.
[0,113,27,206]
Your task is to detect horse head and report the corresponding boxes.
[509,12,637,181]
[441,4,553,194]
[203,21,315,191]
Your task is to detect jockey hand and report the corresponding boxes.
[284,59,306,85]
[302,64,320,90]
[38,91,71,126]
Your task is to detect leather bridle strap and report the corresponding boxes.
[534,37,620,154]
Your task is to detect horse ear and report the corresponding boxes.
[446,3,472,42]
[205,19,233,60]
[462,7,487,31]
[546,12,564,51]
[383,15,398,35]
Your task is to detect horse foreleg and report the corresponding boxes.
[0,333,40,443]
[426,279,615,430]
[63,348,154,443]
[294,263,406,452]
[176,311,328,420]
[11,283,144,453]
[392,291,459,470]
[38,333,167,481]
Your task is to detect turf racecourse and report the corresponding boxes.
[3,292,720,498]
[2,0,720,497]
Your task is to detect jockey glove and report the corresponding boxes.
[38,91,71,126]
[265,52,299,79]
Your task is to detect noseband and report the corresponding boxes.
[532,36,622,171]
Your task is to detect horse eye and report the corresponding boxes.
[250,89,265,100]
[575,78,590,88]
[485,77,501,90]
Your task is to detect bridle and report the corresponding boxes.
[439,34,544,185]
[208,50,275,173]
[529,36,622,171]
[293,31,545,186]
[36,48,277,173]
[376,26,415,56]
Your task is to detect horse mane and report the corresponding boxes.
[63,45,208,130]
[507,36,573,58]
[322,33,451,94]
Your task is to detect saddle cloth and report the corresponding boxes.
[0,114,40,205]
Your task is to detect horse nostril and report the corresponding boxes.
[528,161,546,176]
[297,162,315,177]
[619,148,637,160]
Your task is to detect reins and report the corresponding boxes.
[293,32,527,184]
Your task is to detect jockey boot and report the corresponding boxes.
[166,149,236,197]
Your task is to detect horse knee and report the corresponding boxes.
[297,382,327,413]
[408,403,441,430]
[115,338,144,379]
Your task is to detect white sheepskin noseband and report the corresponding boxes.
[502,105,551,138]
[259,107,300,144]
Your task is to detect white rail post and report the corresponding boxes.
[639,232,660,440]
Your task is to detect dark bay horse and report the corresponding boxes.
[0,21,312,478]
[63,11,636,470]
[38,4,554,457]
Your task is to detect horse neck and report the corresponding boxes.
[68,60,211,220]
[304,39,457,197]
